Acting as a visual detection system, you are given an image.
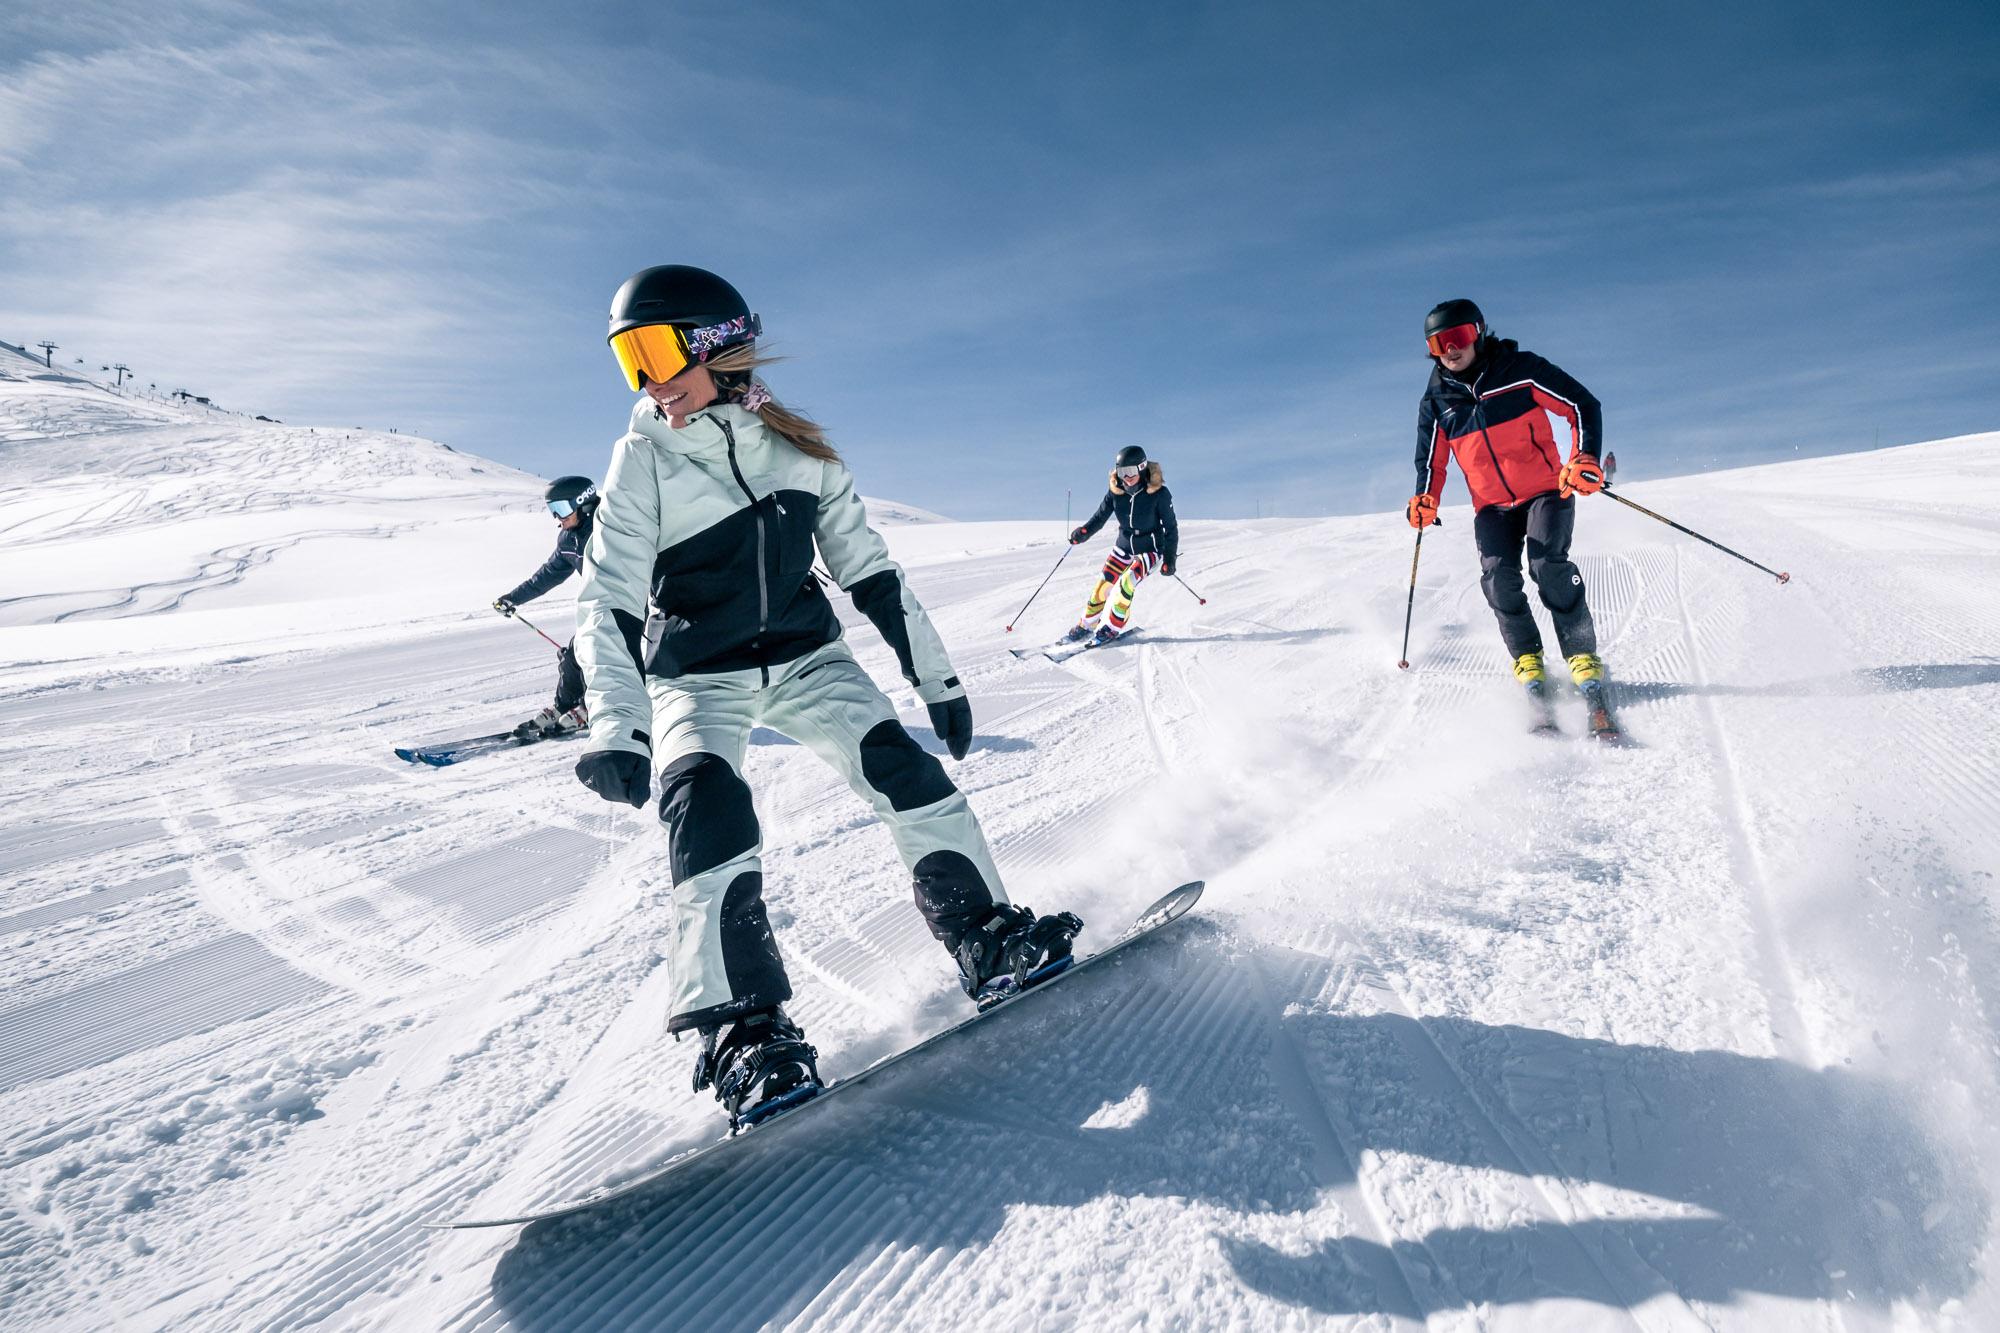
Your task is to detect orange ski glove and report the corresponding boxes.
[1406,494,1439,529]
[1559,455,1606,499]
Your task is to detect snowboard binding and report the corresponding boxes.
[693,1008,823,1133]
[955,905,1085,1010]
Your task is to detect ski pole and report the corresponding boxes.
[500,605,566,651]
[1170,573,1208,605]
[1005,545,1073,633]
[1598,486,1790,584]
[1396,524,1426,670]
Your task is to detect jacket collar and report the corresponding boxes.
[629,397,764,458]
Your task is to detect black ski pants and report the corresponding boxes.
[1474,491,1599,662]
[554,639,585,714]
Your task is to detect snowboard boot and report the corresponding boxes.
[692,1008,823,1133]
[954,904,1085,1010]
[1060,622,1095,644]
[1514,653,1559,734]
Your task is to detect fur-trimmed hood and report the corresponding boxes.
[1109,460,1165,495]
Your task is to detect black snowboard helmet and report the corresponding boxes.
[609,266,756,339]
[1424,298,1485,339]
[545,475,598,519]
[608,266,761,391]
[1114,445,1147,470]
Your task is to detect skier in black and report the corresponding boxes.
[1410,298,1616,736]
[1064,445,1179,645]
[574,265,1083,1129]
[493,475,597,737]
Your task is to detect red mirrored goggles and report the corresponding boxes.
[1425,323,1480,358]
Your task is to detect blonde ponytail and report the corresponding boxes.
[704,345,840,464]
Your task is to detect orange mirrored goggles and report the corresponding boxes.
[1425,322,1480,357]
[608,314,760,391]
[610,323,692,392]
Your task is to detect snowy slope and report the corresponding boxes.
[1,372,1995,1331]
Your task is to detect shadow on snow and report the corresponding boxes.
[488,928,1981,1329]
[1617,660,2000,704]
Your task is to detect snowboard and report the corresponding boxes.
[393,727,580,767]
[430,880,1204,1229]
[1010,627,1141,664]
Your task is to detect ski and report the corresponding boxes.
[393,727,579,767]
[429,880,1205,1229]
[1013,627,1140,664]
[1524,679,1561,737]
[1580,681,1631,745]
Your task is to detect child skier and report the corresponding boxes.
[494,475,597,737]
[573,264,1083,1130]
[1064,445,1179,645]
[1408,298,1617,736]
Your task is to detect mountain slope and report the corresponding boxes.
[1,381,1994,1330]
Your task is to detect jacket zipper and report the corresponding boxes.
[1463,369,1519,504]
[716,417,773,685]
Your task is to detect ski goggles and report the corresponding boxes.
[548,491,593,519]
[1115,466,1144,485]
[1425,322,1480,357]
[608,314,761,391]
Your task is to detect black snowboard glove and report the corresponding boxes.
[1068,526,1089,545]
[1160,558,1175,577]
[576,749,650,807]
[927,696,973,761]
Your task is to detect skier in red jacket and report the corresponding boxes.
[1408,299,1616,735]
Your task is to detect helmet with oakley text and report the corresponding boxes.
[544,475,597,519]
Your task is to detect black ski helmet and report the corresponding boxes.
[609,265,756,340]
[1114,445,1147,470]
[1425,299,1486,340]
[545,475,598,511]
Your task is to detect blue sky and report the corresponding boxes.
[3,1,1996,519]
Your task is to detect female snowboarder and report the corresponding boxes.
[573,265,1082,1129]
[1065,445,1179,645]
[493,475,596,737]
[1408,298,1616,735]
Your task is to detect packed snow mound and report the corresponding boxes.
[0,366,545,634]
[862,497,950,524]
[0,364,953,650]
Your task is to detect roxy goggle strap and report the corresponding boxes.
[1425,322,1480,357]
[608,313,762,391]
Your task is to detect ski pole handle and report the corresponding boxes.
[1171,573,1207,605]
[504,606,566,650]
[1397,525,1426,670]
[1599,485,1790,584]
[1005,545,1073,632]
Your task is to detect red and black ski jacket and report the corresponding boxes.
[1416,339,1601,512]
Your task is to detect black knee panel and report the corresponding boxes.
[1530,558,1587,615]
[859,719,957,813]
[658,752,760,883]
[1480,563,1530,616]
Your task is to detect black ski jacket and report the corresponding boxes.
[1078,462,1178,563]
[502,509,594,605]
